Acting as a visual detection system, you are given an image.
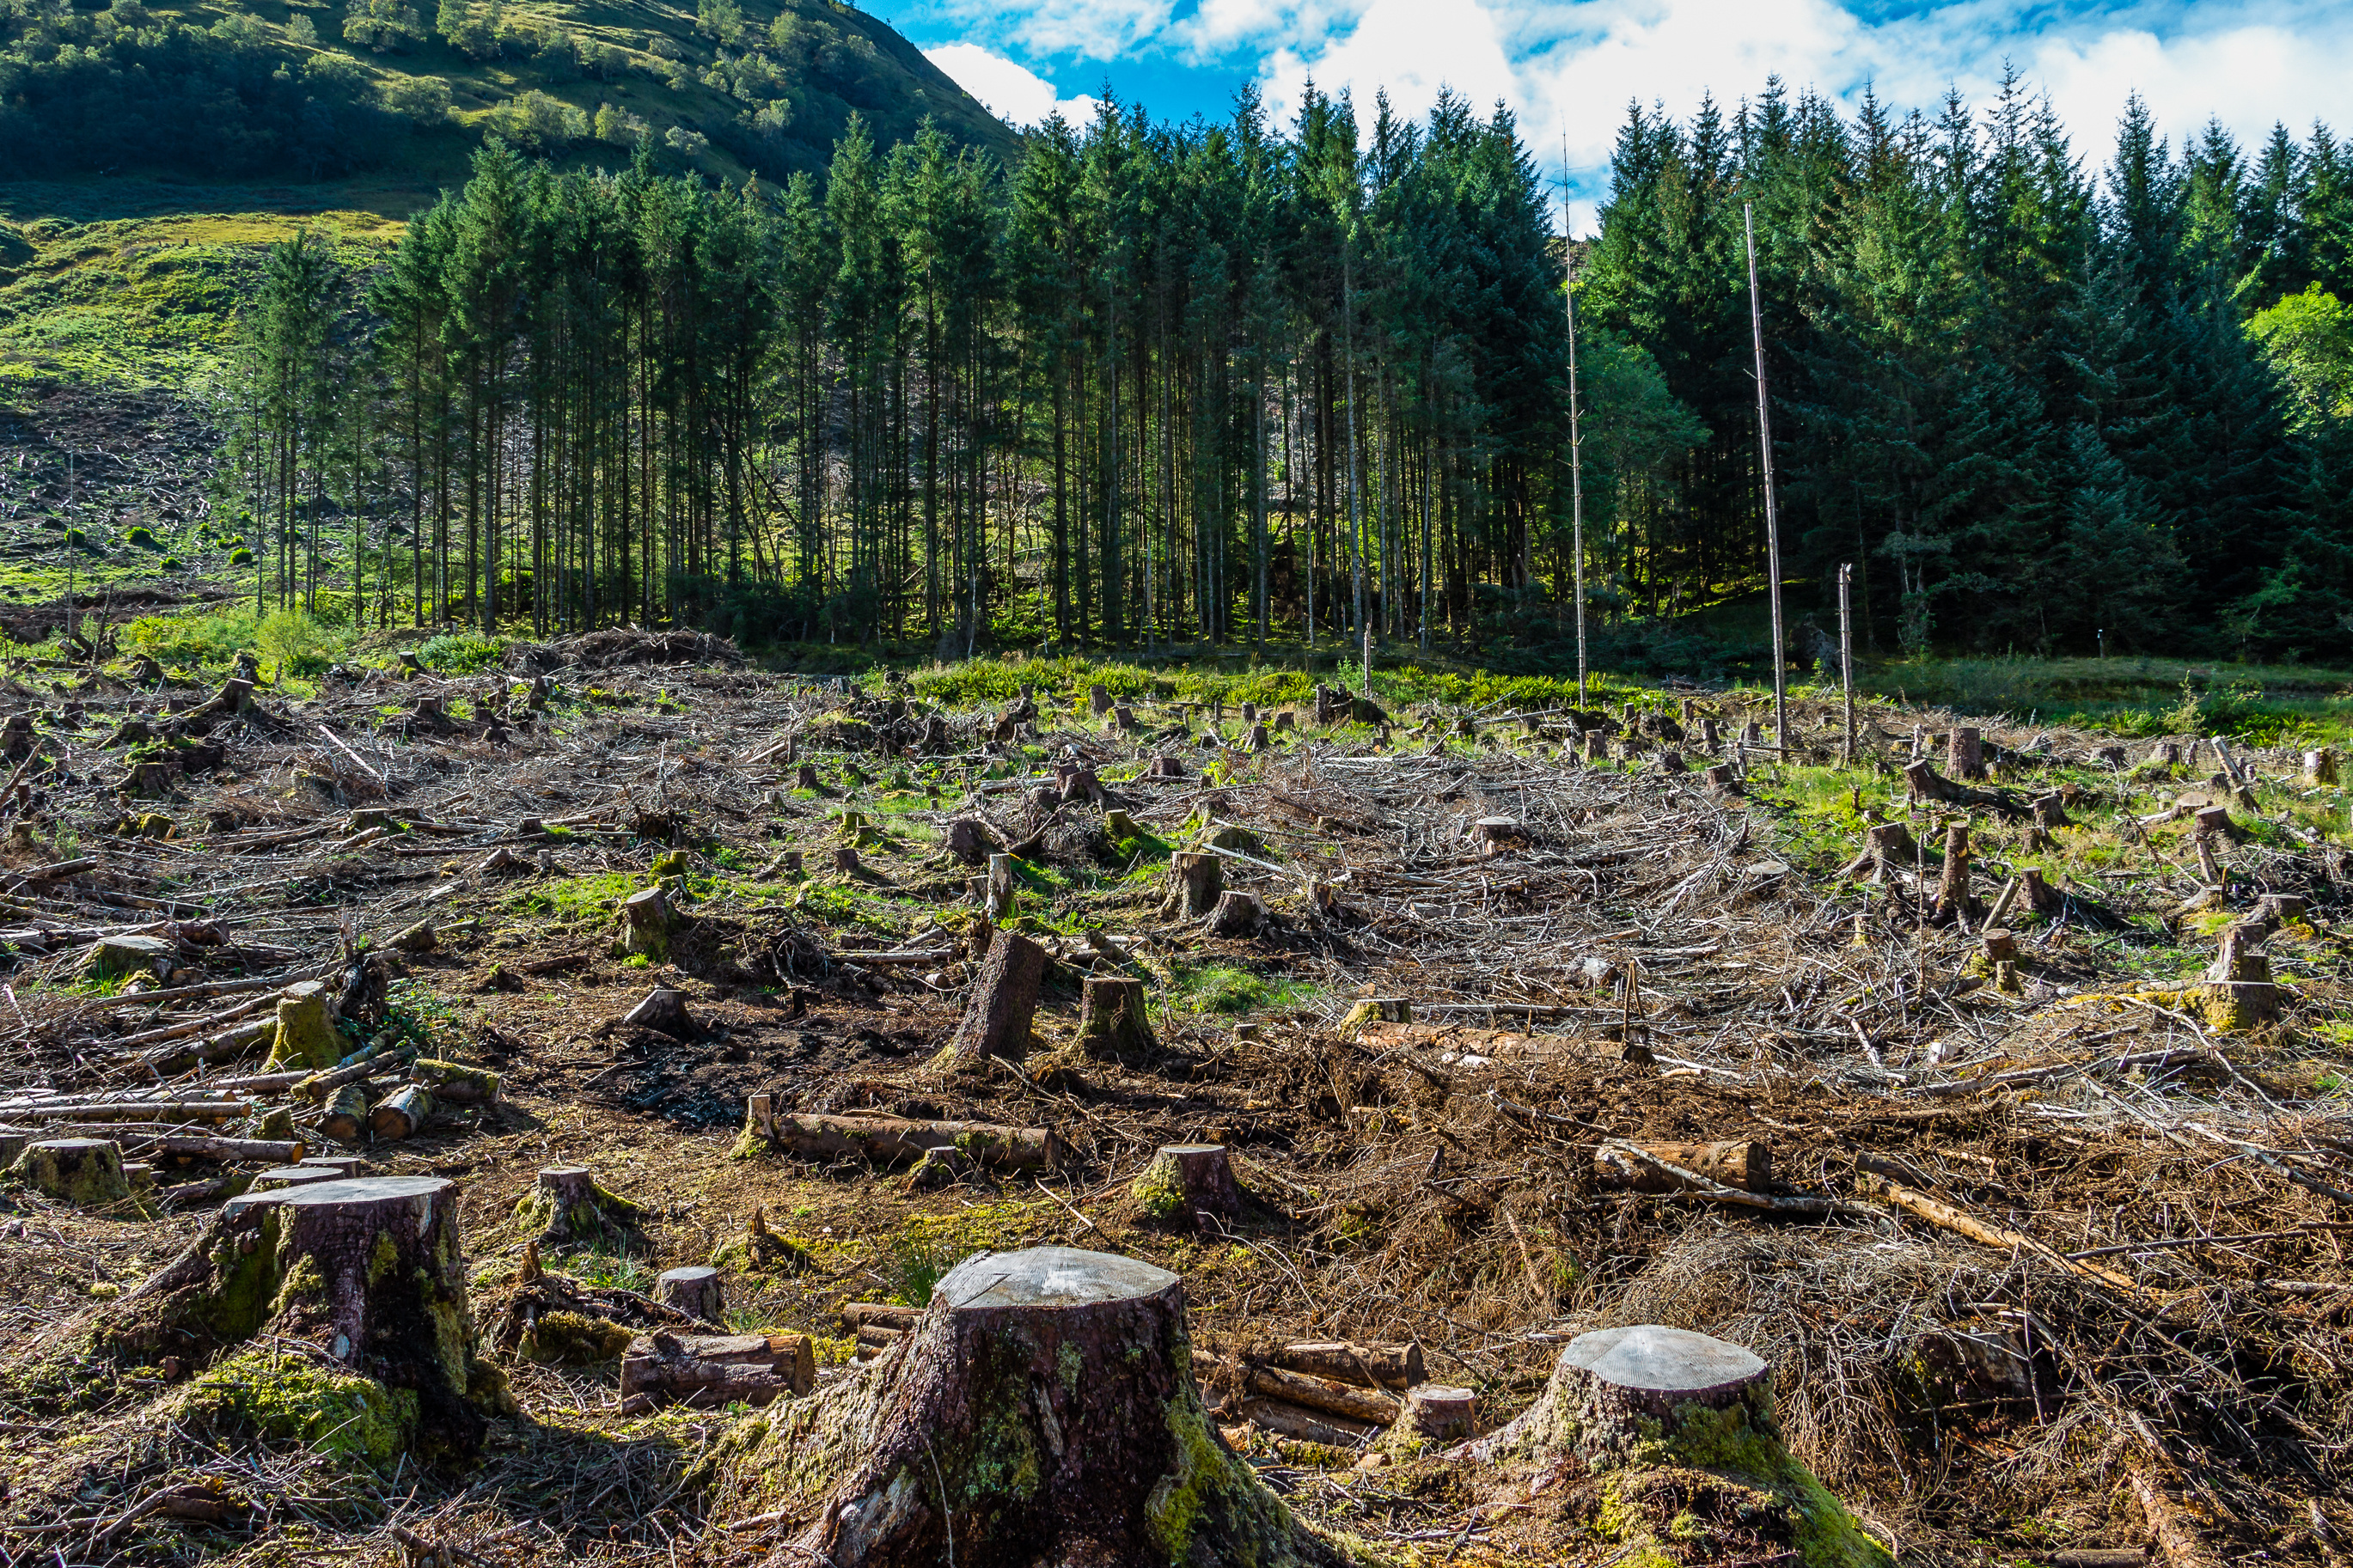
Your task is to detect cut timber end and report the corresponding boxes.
[1133,1144,1241,1229]
[1400,1384,1476,1442]
[653,1265,726,1325]
[749,1243,1330,1562]
[368,1084,434,1141]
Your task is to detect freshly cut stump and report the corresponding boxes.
[655,1265,726,1324]
[1132,1144,1241,1229]
[723,1247,1336,1568]
[1456,1325,1889,1568]
[1075,974,1156,1062]
[10,1137,132,1205]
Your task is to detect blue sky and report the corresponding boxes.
[869,0,2353,233]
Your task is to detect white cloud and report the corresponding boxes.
[922,0,1174,61]
[925,42,1101,127]
[1262,0,1517,130]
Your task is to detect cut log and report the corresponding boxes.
[367,1083,434,1141]
[1206,889,1265,937]
[1161,851,1223,920]
[617,886,675,959]
[1075,974,1156,1061]
[263,980,343,1072]
[841,1302,920,1332]
[140,1135,307,1165]
[763,1112,1064,1173]
[388,918,437,954]
[619,1329,814,1413]
[514,1165,644,1248]
[1593,1139,1772,1195]
[725,1246,1333,1567]
[1133,1144,1241,1229]
[321,1082,371,1144]
[1274,1342,1427,1390]
[653,1265,727,1325]
[1237,1398,1374,1448]
[939,930,1047,1065]
[1196,1354,1401,1425]
[9,1137,132,1205]
[412,1058,501,1105]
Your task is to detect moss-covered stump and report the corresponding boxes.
[711,1206,811,1273]
[263,980,344,1071]
[1458,1325,1889,1568]
[1132,1144,1242,1231]
[69,1175,504,1459]
[513,1165,645,1251]
[616,886,678,959]
[702,1246,1341,1567]
[9,1138,135,1206]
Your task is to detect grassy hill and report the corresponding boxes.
[0,0,1019,188]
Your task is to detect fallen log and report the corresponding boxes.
[1195,1353,1401,1425]
[1864,1174,2150,1300]
[1595,1139,1772,1194]
[127,1135,306,1165]
[1235,1397,1375,1447]
[0,1098,251,1122]
[749,1105,1065,1173]
[617,1330,815,1413]
[1271,1341,1426,1390]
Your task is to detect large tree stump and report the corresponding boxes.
[514,1166,643,1250]
[1075,974,1156,1061]
[1947,726,1984,780]
[653,1265,726,1324]
[264,980,343,1071]
[1162,851,1224,920]
[716,1246,1334,1568]
[1836,821,1917,881]
[940,930,1047,1066]
[10,1137,132,1205]
[1133,1144,1242,1229]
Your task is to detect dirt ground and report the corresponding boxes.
[0,632,2348,1567]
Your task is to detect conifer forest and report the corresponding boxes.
[224,79,2353,666]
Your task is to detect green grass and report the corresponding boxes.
[1168,962,1319,1016]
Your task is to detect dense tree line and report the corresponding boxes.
[1586,76,2353,660]
[220,90,1592,656]
[219,76,2353,662]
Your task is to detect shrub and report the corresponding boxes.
[257,608,345,675]
[418,630,506,674]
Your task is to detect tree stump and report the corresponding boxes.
[944,816,999,865]
[2191,804,2235,839]
[1397,1385,1476,1442]
[265,980,344,1072]
[617,886,676,959]
[983,851,1018,921]
[1932,823,1974,924]
[2203,924,2280,1031]
[515,1166,643,1250]
[654,1265,727,1324]
[10,1137,132,1205]
[623,986,698,1038]
[1075,974,1156,1061]
[368,1084,434,1141]
[1240,701,1258,723]
[795,762,823,792]
[1087,684,1114,717]
[725,1246,1329,1568]
[940,930,1047,1066]
[1947,726,1984,780]
[1980,928,2019,964]
[1162,851,1224,920]
[2031,792,2069,828]
[2306,749,2338,785]
[1060,767,1108,807]
[1133,1144,1242,1229]
[1149,754,1185,778]
[2019,866,2062,916]
[1206,889,1265,937]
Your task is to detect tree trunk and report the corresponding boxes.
[717,1246,1336,1568]
[619,1329,813,1412]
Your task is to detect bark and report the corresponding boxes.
[1273,1342,1427,1390]
[654,1266,727,1325]
[1932,823,1975,926]
[1075,974,1156,1061]
[1162,851,1223,920]
[1947,726,1984,780]
[759,1111,1064,1173]
[1133,1144,1241,1229]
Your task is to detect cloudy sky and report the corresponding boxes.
[890,0,2351,232]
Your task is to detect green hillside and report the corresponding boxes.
[0,0,1019,186]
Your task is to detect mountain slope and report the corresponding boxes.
[0,0,1020,186]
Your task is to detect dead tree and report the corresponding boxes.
[721,1247,1338,1568]
[940,930,1047,1065]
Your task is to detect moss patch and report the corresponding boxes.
[163,1347,419,1475]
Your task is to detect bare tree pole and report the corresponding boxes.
[1564,137,1588,709]
[1743,203,1788,752]
[1838,563,1855,764]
